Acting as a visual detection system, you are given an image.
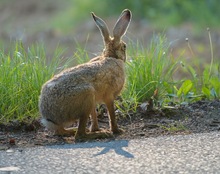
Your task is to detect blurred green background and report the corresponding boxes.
[0,0,220,57]
[51,0,220,30]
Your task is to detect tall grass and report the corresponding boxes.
[0,42,71,123]
[121,35,178,110]
[0,34,219,123]
[121,31,220,110]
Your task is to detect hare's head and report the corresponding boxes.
[92,9,132,62]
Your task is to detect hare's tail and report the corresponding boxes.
[41,118,59,131]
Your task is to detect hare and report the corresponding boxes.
[39,9,132,140]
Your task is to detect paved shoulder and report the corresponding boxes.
[1,132,220,173]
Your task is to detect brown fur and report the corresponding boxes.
[39,9,132,140]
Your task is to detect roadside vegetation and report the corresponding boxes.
[0,30,219,123]
[0,0,219,124]
[0,42,73,122]
[118,30,220,114]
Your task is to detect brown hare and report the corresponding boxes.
[39,9,132,140]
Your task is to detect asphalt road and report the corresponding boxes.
[1,132,220,174]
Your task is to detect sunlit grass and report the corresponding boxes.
[117,32,220,113]
[0,33,219,123]
[0,42,72,123]
[120,35,179,111]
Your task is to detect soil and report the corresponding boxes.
[0,99,220,150]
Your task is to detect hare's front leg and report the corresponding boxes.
[106,100,123,134]
[74,112,89,141]
[90,107,100,132]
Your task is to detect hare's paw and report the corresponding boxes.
[55,127,77,136]
[90,131,113,139]
[111,128,124,135]
[90,124,100,132]
[74,133,87,142]
[95,129,113,138]
[75,131,113,142]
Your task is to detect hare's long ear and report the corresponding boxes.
[91,12,110,44]
[113,9,132,42]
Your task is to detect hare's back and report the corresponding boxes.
[41,57,124,98]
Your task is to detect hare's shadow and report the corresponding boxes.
[92,140,134,158]
[49,140,134,158]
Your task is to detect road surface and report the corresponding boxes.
[1,132,220,174]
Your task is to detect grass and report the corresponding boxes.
[118,31,220,113]
[159,122,187,132]
[0,42,72,123]
[118,35,179,112]
[0,32,219,123]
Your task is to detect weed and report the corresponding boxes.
[165,29,220,104]
[159,122,187,132]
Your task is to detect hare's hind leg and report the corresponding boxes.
[74,90,96,140]
[41,118,76,136]
[74,90,113,141]
[74,98,112,141]
[75,104,112,141]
